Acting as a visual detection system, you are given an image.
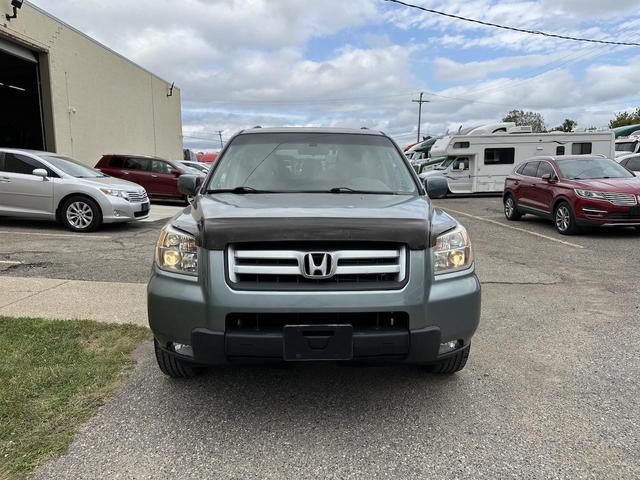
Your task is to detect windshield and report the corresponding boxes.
[42,155,106,178]
[183,162,208,173]
[177,164,204,175]
[206,133,417,194]
[556,157,634,180]
[615,141,638,153]
[435,157,456,170]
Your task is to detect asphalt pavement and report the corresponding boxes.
[8,196,640,479]
[0,203,181,283]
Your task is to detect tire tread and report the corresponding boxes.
[154,340,196,378]
[428,345,470,374]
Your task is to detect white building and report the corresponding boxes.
[0,1,183,165]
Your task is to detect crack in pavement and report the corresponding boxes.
[0,280,69,310]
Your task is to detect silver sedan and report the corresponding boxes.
[0,148,150,232]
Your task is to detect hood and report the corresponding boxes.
[80,176,146,192]
[571,177,640,193]
[194,193,435,250]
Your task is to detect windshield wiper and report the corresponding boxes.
[205,186,271,194]
[329,187,396,195]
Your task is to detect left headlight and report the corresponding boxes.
[574,189,608,201]
[155,225,198,275]
[100,188,130,200]
[433,225,473,275]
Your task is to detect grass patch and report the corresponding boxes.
[0,317,150,479]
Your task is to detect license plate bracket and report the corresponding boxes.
[283,324,353,361]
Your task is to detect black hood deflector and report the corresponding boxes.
[200,217,432,250]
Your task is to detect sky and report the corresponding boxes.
[32,0,640,150]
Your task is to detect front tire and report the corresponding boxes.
[554,201,579,235]
[60,196,102,232]
[503,194,522,221]
[426,345,470,374]
[154,339,197,378]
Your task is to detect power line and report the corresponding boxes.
[202,91,418,105]
[183,135,222,143]
[384,0,640,47]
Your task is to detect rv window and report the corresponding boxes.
[453,142,470,149]
[522,162,540,177]
[537,162,554,178]
[571,143,592,154]
[484,147,515,165]
[556,146,565,156]
[452,157,469,170]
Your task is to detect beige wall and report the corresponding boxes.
[0,1,183,164]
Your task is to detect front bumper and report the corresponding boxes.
[101,197,150,223]
[148,249,481,365]
[574,197,640,226]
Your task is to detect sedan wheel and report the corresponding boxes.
[67,201,94,229]
[61,196,102,232]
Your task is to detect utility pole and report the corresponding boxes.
[217,130,224,149]
[412,92,429,143]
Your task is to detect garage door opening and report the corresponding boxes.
[0,44,45,150]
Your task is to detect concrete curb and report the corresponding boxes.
[0,276,147,326]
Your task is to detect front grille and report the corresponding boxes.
[599,192,637,206]
[227,242,407,290]
[226,312,409,333]
[127,190,148,203]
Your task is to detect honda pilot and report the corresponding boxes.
[148,128,481,377]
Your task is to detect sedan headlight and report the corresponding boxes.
[574,189,608,201]
[155,225,198,275]
[433,225,473,275]
[100,188,130,200]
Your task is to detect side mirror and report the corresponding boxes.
[541,173,556,182]
[424,176,448,199]
[32,168,48,179]
[171,168,182,176]
[178,174,199,197]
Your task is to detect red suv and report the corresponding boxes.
[503,155,640,234]
[96,155,203,201]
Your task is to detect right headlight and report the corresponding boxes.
[433,225,473,275]
[155,224,198,275]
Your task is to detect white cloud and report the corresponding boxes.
[30,0,640,147]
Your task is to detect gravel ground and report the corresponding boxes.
[16,196,640,479]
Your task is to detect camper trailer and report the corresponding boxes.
[424,127,615,194]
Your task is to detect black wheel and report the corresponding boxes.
[60,195,102,232]
[426,345,470,374]
[554,201,579,235]
[503,194,522,221]
[154,339,197,378]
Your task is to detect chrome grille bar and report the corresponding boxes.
[228,245,407,284]
[600,192,637,206]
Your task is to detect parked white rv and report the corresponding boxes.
[423,127,615,194]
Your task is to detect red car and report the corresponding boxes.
[95,154,204,201]
[503,155,640,234]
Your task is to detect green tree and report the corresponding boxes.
[552,118,577,132]
[609,108,640,128]
[502,110,546,133]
